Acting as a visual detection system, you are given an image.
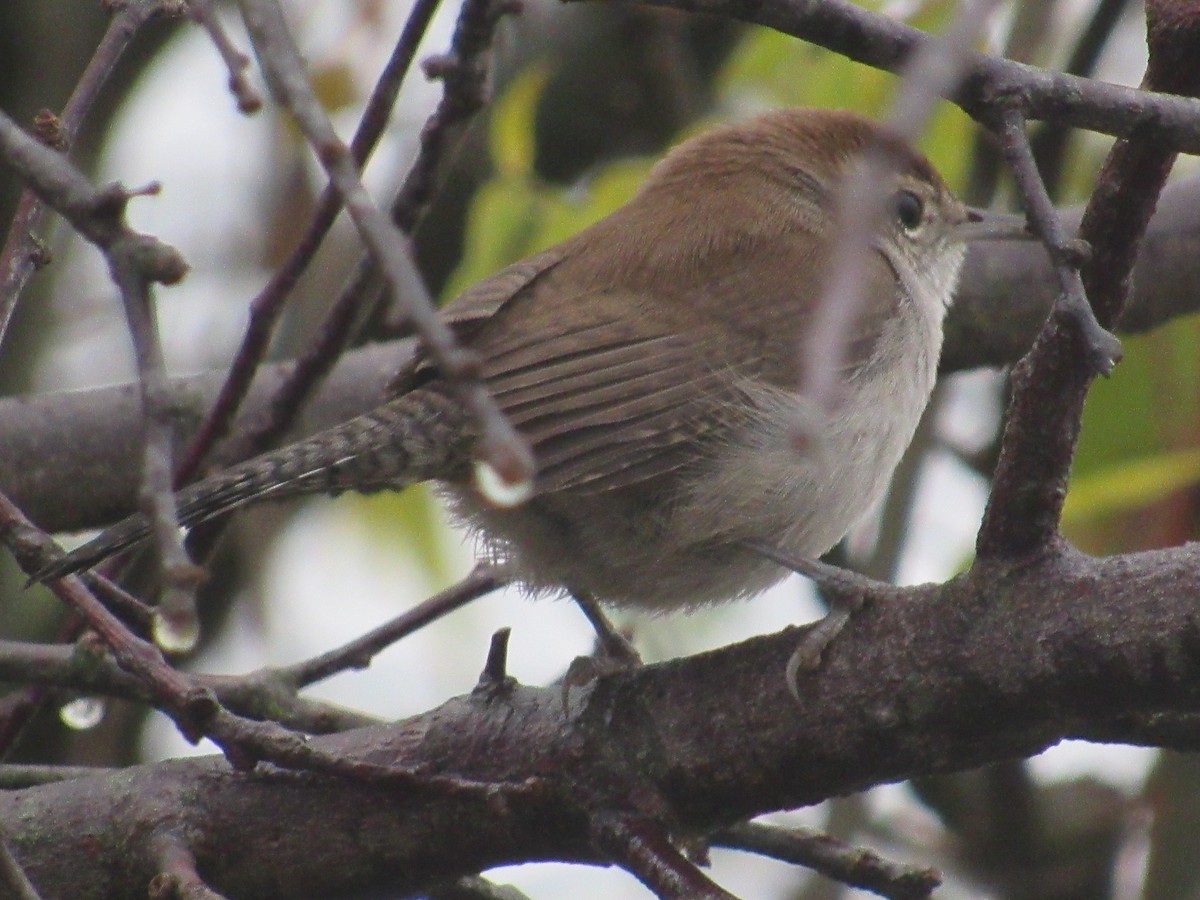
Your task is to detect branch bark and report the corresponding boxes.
[5,542,1199,898]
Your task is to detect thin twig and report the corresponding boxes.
[230,0,535,513]
[801,0,1002,415]
[148,830,230,900]
[0,830,41,900]
[2,487,515,771]
[205,257,390,472]
[389,0,518,233]
[0,489,216,738]
[2,490,375,736]
[147,830,229,900]
[714,822,940,900]
[0,106,198,646]
[0,686,52,760]
[219,0,520,494]
[234,0,532,503]
[0,0,178,350]
[200,701,529,793]
[111,245,204,654]
[185,0,263,113]
[592,0,1200,152]
[176,0,444,483]
[990,110,1121,374]
[593,814,740,900]
[0,638,379,734]
[281,564,505,687]
[85,574,156,633]
[477,627,513,690]
[1031,0,1135,191]
[976,0,1199,558]
[961,0,1069,204]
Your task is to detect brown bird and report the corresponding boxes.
[35,108,1001,615]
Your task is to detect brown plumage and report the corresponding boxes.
[35,108,975,610]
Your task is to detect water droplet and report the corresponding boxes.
[59,696,106,730]
[474,459,533,508]
[153,609,199,654]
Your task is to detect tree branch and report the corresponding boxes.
[5,542,1200,898]
[572,0,1200,151]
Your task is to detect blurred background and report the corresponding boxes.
[4,0,1200,897]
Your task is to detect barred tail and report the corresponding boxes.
[33,389,472,582]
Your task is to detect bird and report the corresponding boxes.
[34,107,999,617]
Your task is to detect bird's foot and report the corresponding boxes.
[572,590,642,668]
[559,591,642,714]
[742,540,896,700]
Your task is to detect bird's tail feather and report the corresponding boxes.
[32,389,472,582]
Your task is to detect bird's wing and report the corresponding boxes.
[389,247,567,394]
[484,232,909,494]
[400,224,904,494]
[477,293,745,493]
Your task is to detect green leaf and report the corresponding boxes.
[490,64,549,179]
[351,485,457,587]
[1066,317,1200,545]
[443,178,546,299]
[445,95,652,301]
[718,28,890,115]
[1073,319,1200,477]
[1062,448,1200,527]
[715,13,973,191]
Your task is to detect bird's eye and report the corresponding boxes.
[894,190,924,232]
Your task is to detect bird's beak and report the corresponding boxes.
[954,207,1036,243]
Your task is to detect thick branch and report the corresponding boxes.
[0,343,401,533]
[4,543,1200,898]
[576,0,1200,152]
[977,0,1199,558]
[944,173,1200,369]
